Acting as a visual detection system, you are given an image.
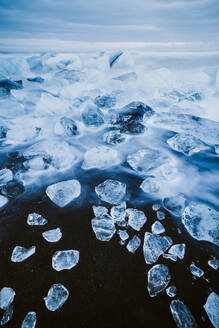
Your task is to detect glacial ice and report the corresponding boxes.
[0,305,13,326]
[52,250,79,271]
[54,117,78,137]
[0,169,13,186]
[168,244,186,260]
[182,202,219,246]
[163,194,186,217]
[46,179,81,207]
[166,286,177,298]
[0,195,8,209]
[82,146,121,170]
[44,284,69,311]
[27,213,48,226]
[95,179,126,205]
[126,235,141,254]
[0,287,15,310]
[151,221,165,234]
[167,133,210,156]
[170,299,198,328]
[21,312,37,328]
[11,246,36,262]
[190,263,204,277]
[208,258,219,270]
[204,292,219,328]
[143,233,173,264]
[147,264,171,297]
[82,105,104,127]
[126,208,147,231]
[91,214,116,242]
[42,228,62,242]
[127,148,169,176]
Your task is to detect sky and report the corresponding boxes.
[0,0,219,52]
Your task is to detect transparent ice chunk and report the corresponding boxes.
[91,214,116,242]
[170,299,198,328]
[95,180,126,205]
[126,235,141,254]
[52,250,79,271]
[190,262,204,277]
[0,287,15,310]
[46,179,81,207]
[44,284,69,311]
[11,246,36,263]
[147,264,171,297]
[27,213,48,226]
[143,232,173,264]
[21,312,37,328]
[203,292,219,328]
[126,208,147,231]
[151,221,165,234]
[168,244,186,260]
[82,146,121,170]
[42,228,62,243]
[166,286,177,298]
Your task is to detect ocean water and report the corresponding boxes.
[0,51,218,327]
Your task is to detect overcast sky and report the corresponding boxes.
[0,0,219,51]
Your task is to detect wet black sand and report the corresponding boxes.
[0,183,218,328]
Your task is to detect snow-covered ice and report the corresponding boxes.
[95,180,126,205]
[11,246,36,262]
[52,250,79,271]
[147,264,171,297]
[42,228,62,242]
[46,179,81,207]
[27,213,48,225]
[21,312,37,328]
[44,284,69,311]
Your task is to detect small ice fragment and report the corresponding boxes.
[117,230,129,241]
[208,258,219,270]
[95,179,126,205]
[44,284,69,311]
[0,287,15,310]
[110,202,126,222]
[103,130,126,145]
[27,213,47,226]
[21,312,37,328]
[147,264,171,297]
[204,292,219,328]
[167,133,209,156]
[143,232,173,264]
[168,244,186,260]
[140,177,160,193]
[42,228,62,243]
[92,206,108,217]
[46,179,81,207]
[190,262,204,277]
[170,299,198,328]
[82,105,104,127]
[0,168,13,186]
[82,146,121,170]
[163,253,177,262]
[0,305,13,325]
[0,195,8,209]
[52,250,79,271]
[151,221,165,234]
[152,203,160,211]
[126,236,141,254]
[11,246,36,263]
[91,214,116,242]
[163,194,186,217]
[126,208,147,231]
[166,286,177,298]
[54,117,78,137]
[157,211,165,220]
